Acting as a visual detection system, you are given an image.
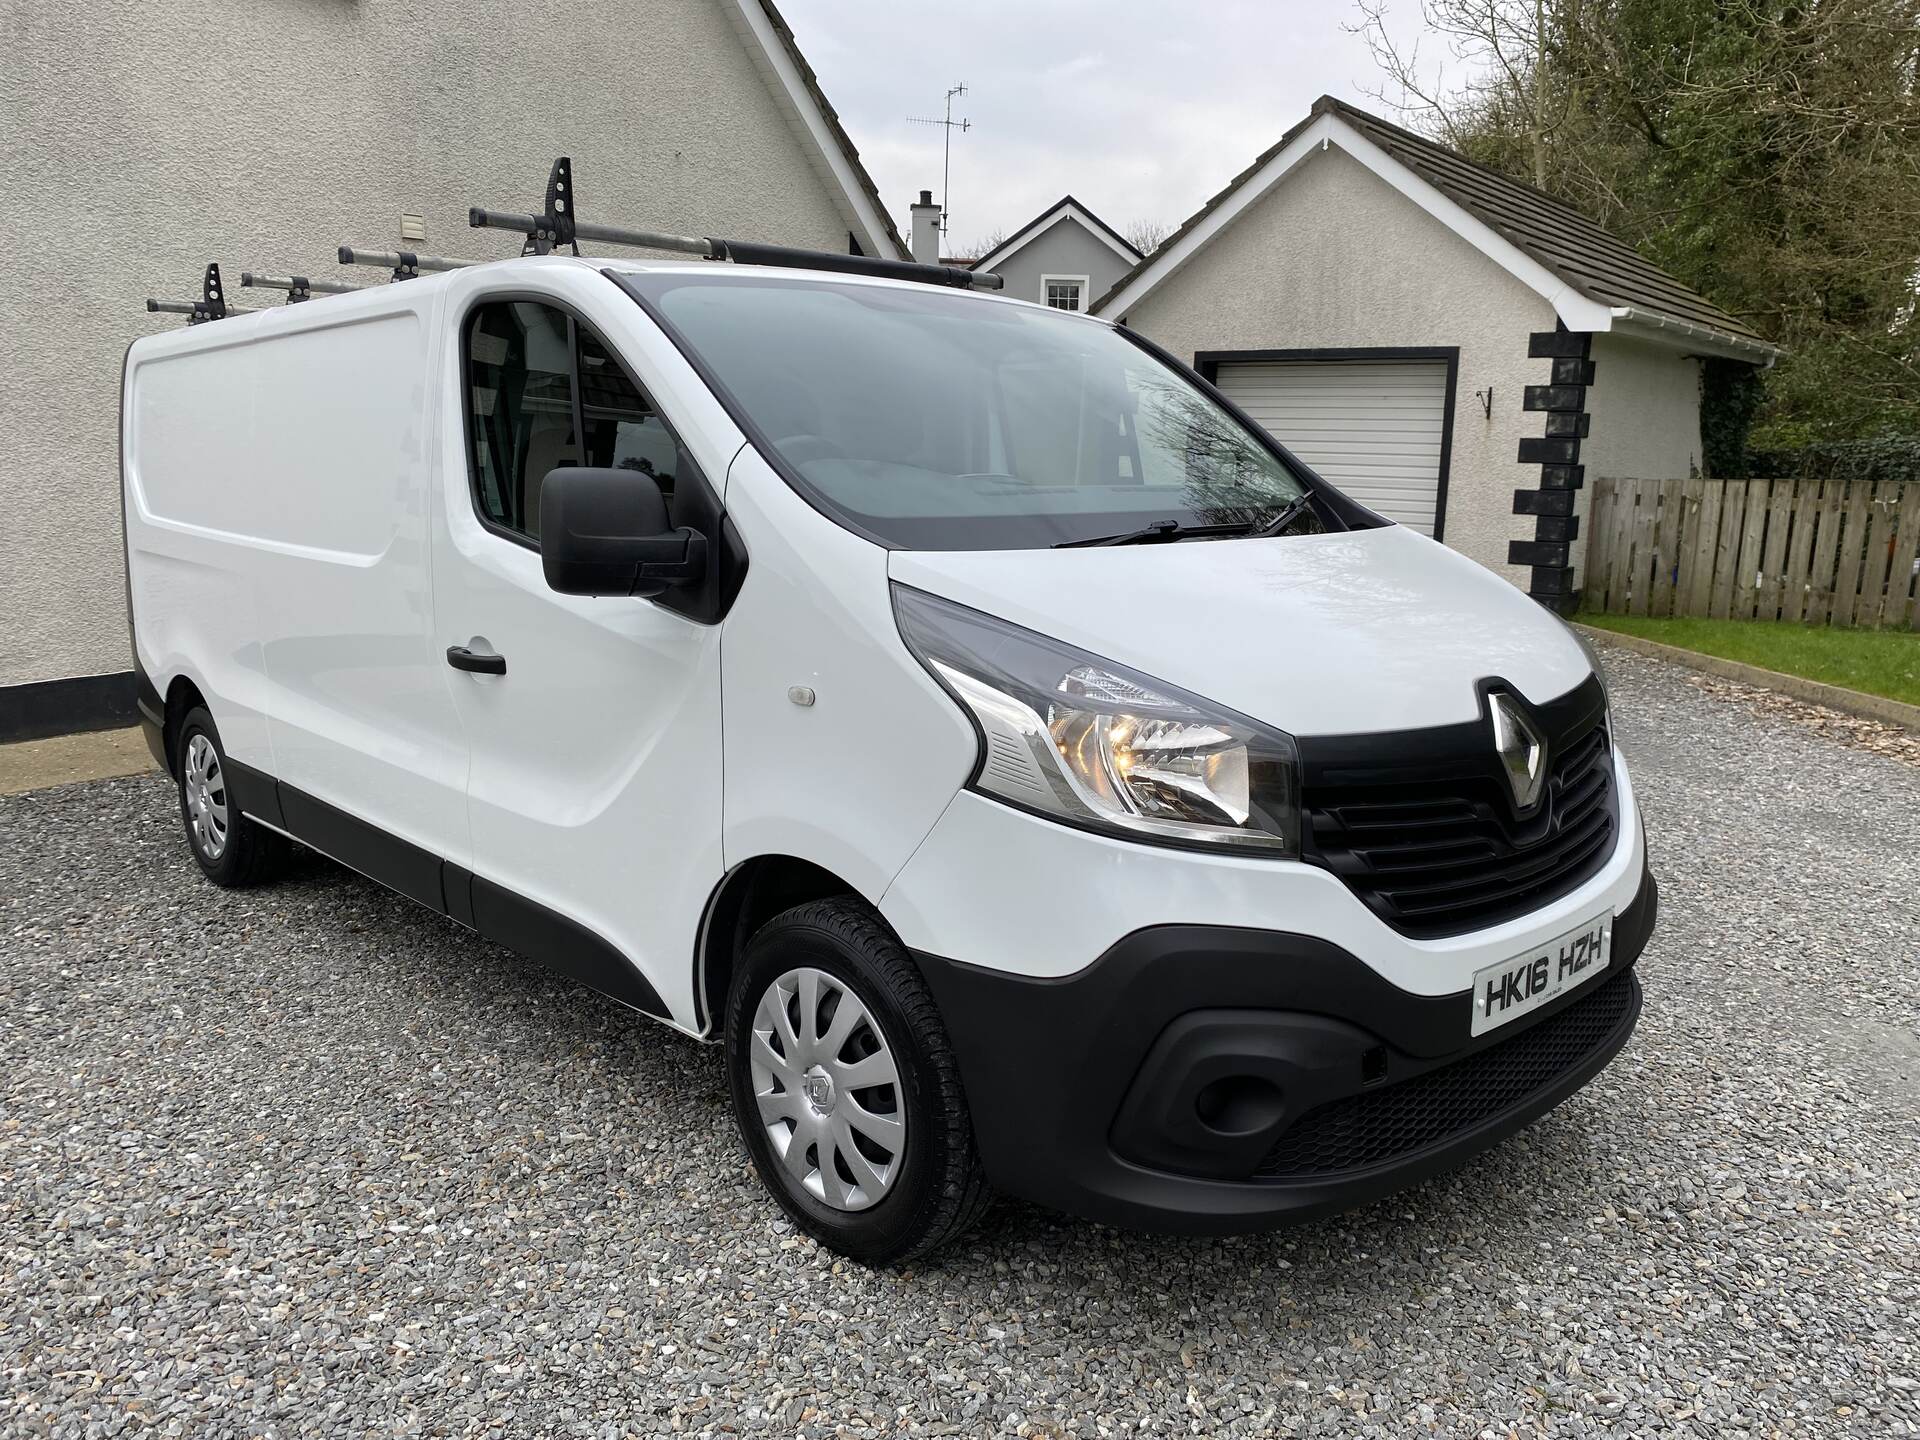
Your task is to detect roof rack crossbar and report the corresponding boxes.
[337,246,475,282]
[243,271,358,302]
[469,155,1003,291]
[471,205,713,260]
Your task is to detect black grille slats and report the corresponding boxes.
[1255,970,1637,1179]
[1301,685,1617,938]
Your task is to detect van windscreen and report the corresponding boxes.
[622,273,1313,550]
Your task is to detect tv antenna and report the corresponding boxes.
[907,83,970,234]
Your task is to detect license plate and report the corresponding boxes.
[1470,912,1612,1037]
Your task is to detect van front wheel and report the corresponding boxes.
[174,707,291,888]
[725,898,991,1264]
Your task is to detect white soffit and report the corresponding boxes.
[725,0,906,261]
[975,200,1139,274]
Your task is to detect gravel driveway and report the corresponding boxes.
[4,649,1917,1438]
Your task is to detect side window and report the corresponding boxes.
[465,301,680,543]
[576,325,678,497]
[467,301,577,539]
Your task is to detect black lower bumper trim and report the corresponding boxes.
[916,860,1656,1234]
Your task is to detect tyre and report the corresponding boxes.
[174,706,292,888]
[725,897,992,1264]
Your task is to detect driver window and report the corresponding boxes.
[465,302,678,543]
[577,324,678,498]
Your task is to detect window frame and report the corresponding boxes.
[1040,273,1090,312]
[456,289,693,553]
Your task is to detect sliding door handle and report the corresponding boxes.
[446,645,506,676]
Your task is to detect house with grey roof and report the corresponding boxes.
[1093,95,1779,611]
[919,195,1140,313]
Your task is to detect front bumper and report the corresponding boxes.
[916,858,1656,1234]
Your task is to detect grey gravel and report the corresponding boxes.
[3,649,1917,1438]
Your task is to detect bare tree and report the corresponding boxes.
[1346,0,1559,186]
[1347,0,1920,443]
[950,227,1006,263]
[1123,218,1173,255]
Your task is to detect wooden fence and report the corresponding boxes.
[1584,476,1920,628]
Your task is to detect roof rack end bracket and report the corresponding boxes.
[191,262,228,323]
[524,156,580,257]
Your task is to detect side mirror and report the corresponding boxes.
[539,467,708,598]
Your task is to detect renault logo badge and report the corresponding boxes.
[1490,693,1548,811]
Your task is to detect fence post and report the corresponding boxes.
[1756,478,1794,621]
[1584,477,1614,609]
[1887,482,1920,629]
[1733,478,1768,620]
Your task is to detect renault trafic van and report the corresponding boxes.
[124,251,1655,1263]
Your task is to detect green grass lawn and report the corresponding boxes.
[1579,613,1920,707]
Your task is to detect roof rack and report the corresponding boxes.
[242,271,358,303]
[470,156,1002,292]
[336,246,476,282]
[145,263,239,324]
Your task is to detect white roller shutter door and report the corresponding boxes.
[1213,358,1449,535]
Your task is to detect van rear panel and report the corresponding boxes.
[124,292,468,864]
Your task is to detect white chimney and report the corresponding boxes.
[909,189,941,265]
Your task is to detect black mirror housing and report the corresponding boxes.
[539,467,708,597]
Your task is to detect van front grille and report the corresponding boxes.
[1299,679,1616,938]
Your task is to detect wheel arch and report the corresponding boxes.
[696,854,863,1037]
[160,674,210,776]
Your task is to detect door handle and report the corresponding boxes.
[446,645,506,676]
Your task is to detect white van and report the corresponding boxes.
[123,251,1655,1263]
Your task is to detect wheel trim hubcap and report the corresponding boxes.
[750,966,905,1213]
[183,733,229,861]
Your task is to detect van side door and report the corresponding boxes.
[429,267,733,1032]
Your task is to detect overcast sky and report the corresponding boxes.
[792,0,1428,256]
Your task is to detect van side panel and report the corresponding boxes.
[250,308,470,867]
[125,295,470,868]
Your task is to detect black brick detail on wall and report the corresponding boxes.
[1522,384,1586,412]
[1511,328,1595,613]
[1527,331,1591,359]
[1517,436,1581,466]
[1514,488,1576,517]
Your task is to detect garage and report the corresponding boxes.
[1201,350,1455,538]
[1097,97,1775,607]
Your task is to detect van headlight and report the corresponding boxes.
[893,585,1300,855]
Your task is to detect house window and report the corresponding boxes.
[1042,274,1089,311]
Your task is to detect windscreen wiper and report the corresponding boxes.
[1249,494,1318,539]
[1053,519,1257,548]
